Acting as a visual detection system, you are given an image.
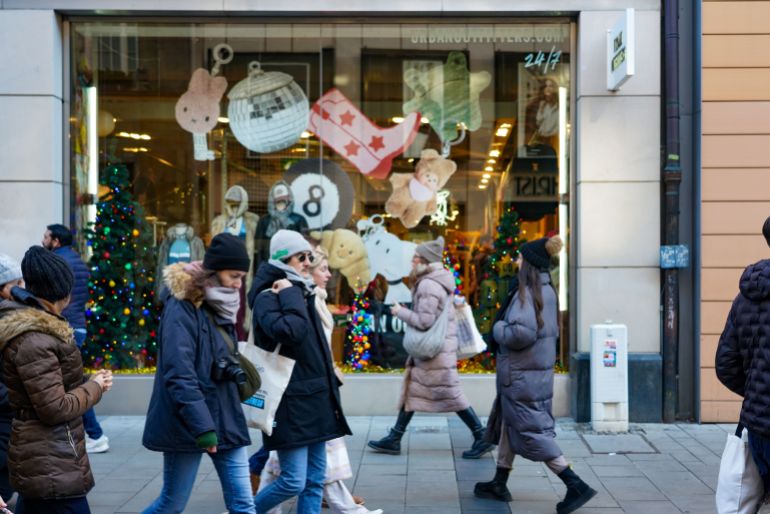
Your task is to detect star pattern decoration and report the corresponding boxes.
[344,140,360,156]
[339,110,355,126]
[369,135,385,152]
[403,51,491,143]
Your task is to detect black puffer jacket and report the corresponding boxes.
[249,263,350,451]
[716,259,770,436]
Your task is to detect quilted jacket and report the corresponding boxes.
[716,259,770,437]
[0,290,103,499]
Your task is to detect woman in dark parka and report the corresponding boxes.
[474,236,597,514]
[141,234,255,514]
[250,229,350,514]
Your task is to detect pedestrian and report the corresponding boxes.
[367,236,493,459]
[0,254,23,505]
[473,236,597,514]
[42,224,109,454]
[0,246,113,514]
[257,246,380,514]
[251,230,351,514]
[716,216,770,508]
[141,233,256,514]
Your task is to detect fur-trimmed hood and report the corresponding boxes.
[163,262,205,307]
[0,303,74,352]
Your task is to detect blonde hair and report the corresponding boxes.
[309,246,329,271]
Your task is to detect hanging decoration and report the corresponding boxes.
[357,215,417,305]
[385,148,457,229]
[83,164,160,369]
[430,190,460,227]
[175,44,232,161]
[345,291,374,370]
[308,88,421,179]
[228,61,310,154]
[283,159,354,230]
[311,228,371,292]
[403,51,491,153]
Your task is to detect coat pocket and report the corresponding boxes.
[285,376,328,397]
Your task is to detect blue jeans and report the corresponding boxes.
[141,447,255,514]
[74,329,103,440]
[254,442,326,514]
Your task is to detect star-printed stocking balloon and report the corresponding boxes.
[308,88,421,179]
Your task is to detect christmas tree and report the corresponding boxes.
[83,164,160,369]
[345,291,374,370]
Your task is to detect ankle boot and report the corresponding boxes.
[474,467,512,502]
[367,409,413,455]
[556,467,597,514]
[457,407,494,459]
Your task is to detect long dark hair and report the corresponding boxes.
[518,258,544,329]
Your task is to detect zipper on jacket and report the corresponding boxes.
[65,423,79,458]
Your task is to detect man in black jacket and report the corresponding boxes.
[716,215,770,499]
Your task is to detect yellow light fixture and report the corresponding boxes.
[117,131,152,141]
[495,127,509,138]
[217,116,230,123]
[421,117,430,124]
[481,178,489,184]
[487,158,496,164]
[392,116,405,123]
[489,149,501,158]
[478,184,487,190]
[482,173,491,179]
[484,166,494,172]
[300,131,311,138]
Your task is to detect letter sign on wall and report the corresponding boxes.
[607,9,635,91]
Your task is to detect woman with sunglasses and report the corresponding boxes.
[250,230,351,514]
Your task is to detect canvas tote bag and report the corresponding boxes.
[455,302,488,360]
[240,323,295,436]
[402,295,451,360]
[716,423,763,514]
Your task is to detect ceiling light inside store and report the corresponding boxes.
[482,173,491,179]
[117,131,152,141]
[478,184,487,190]
[300,131,311,139]
[487,158,496,164]
[489,149,500,158]
[484,166,494,172]
[481,178,489,184]
[392,116,405,123]
[218,117,229,123]
[123,147,148,153]
[421,117,430,124]
[496,127,510,138]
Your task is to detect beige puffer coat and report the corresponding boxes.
[396,264,470,413]
[0,299,103,499]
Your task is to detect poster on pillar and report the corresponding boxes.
[516,57,569,159]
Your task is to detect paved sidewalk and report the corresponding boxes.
[79,416,726,514]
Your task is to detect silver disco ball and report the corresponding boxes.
[227,61,309,154]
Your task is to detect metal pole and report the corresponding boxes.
[663,0,682,423]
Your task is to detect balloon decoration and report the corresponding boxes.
[97,110,116,137]
[283,159,354,230]
[228,61,309,154]
[357,215,416,305]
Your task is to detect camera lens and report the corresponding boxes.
[232,368,247,385]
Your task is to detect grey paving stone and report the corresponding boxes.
[582,434,657,454]
[617,500,683,514]
[599,477,666,501]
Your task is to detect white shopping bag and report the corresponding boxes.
[239,336,295,436]
[455,303,487,360]
[716,424,764,514]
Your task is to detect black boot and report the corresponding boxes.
[367,409,413,455]
[474,467,512,502]
[556,467,597,514]
[457,407,494,459]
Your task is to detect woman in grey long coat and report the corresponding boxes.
[474,236,596,514]
[367,236,493,459]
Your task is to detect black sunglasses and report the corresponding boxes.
[283,252,314,264]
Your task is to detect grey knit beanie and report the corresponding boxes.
[269,229,312,262]
[0,253,22,286]
[21,246,73,302]
[415,236,445,264]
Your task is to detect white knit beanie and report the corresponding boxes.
[269,229,312,262]
[0,253,22,286]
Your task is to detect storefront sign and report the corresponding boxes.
[509,172,558,201]
[405,26,568,45]
[606,9,635,91]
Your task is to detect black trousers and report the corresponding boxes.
[15,496,90,514]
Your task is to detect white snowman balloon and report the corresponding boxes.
[358,216,417,305]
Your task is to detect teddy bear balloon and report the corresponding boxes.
[175,68,228,161]
[385,148,458,229]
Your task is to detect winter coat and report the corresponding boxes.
[155,224,206,297]
[53,246,89,330]
[0,290,103,499]
[250,262,351,451]
[492,272,561,462]
[716,259,770,438]
[396,264,470,413]
[142,263,251,453]
[254,182,308,266]
[211,187,259,293]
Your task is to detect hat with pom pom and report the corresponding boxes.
[519,235,563,271]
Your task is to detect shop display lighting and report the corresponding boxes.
[478,184,487,190]
[482,173,491,179]
[488,149,500,158]
[300,131,311,138]
[391,116,405,123]
[217,116,229,123]
[123,147,149,153]
[481,178,489,184]
[117,131,151,141]
[495,123,512,138]
[487,158,496,164]
[484,166,494,172]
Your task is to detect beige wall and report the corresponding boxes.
[701,0,770,421]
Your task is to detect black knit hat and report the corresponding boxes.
[21,246,74,302]
[203,233,250,272]
[520,236,563,272]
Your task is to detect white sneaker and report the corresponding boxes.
[85,434,109,453]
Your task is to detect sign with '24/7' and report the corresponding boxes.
[607,9,635,91]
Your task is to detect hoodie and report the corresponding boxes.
[716,259,770,437]
[254,182,309,265]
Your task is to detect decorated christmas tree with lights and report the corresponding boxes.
[345,291,374,370]
[83,164,159,369]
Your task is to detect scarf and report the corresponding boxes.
[314,288,333,344]
[203,286,240,324]
[268,259,316,295]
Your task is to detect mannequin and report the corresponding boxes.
[211,185,259,337]
[155,223,205,296]
[254,180,308,265]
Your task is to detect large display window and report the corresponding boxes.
[69,20,573,371]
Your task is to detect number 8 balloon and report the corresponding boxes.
[284,159,355,231]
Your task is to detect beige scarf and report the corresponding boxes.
[314,288,333,346]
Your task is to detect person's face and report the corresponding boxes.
[543,80,556,98]
[311,259,331,289]
[275,199,288,212]
[287,251,313,277]
[41,230,59,250]
[217,270,247,290]
[0,279,22,300]
[411,253,424,271]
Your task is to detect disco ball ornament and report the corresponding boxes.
[227,61,309,154]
